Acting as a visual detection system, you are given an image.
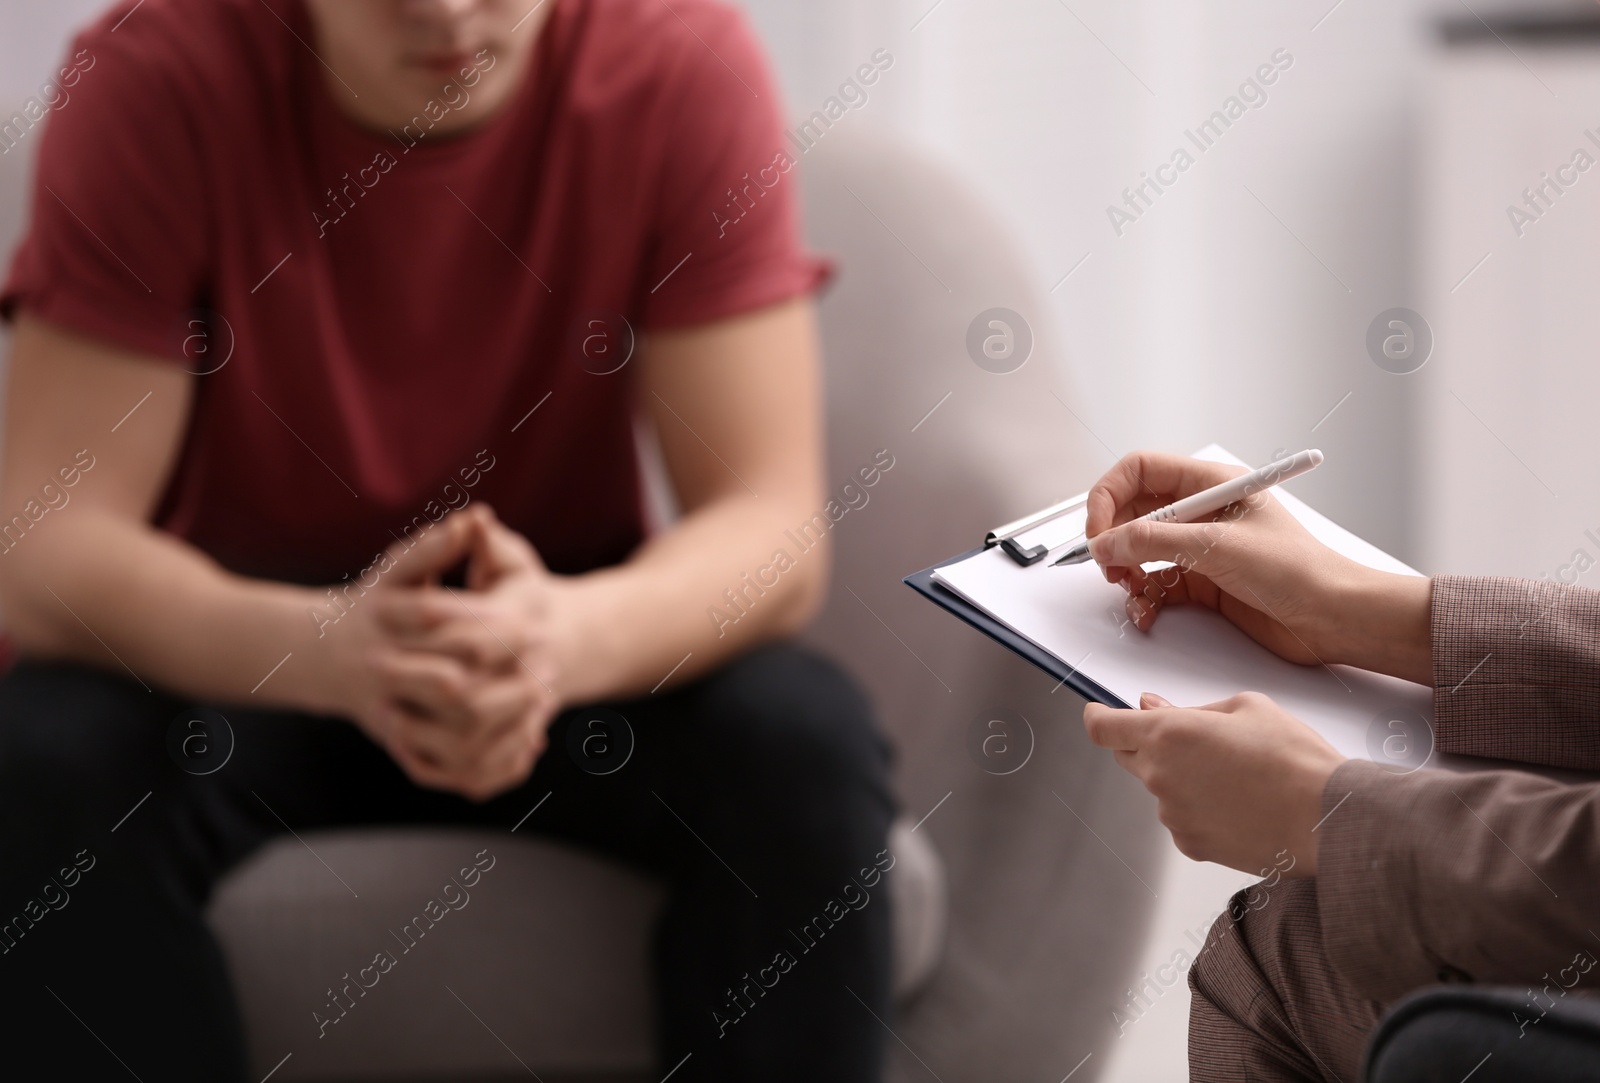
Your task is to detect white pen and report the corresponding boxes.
[1049,448,1325,567]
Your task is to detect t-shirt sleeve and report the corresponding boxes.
[639,6,831,331]
[0,22,209,361]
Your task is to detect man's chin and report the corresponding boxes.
[412,57,473,79]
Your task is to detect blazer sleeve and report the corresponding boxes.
[1430,574,1600,770]
[1314,575,1600,1005]
[1316,758,1600,1005]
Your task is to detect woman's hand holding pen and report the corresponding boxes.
[1079,450,1437,877]
[1083,450,1432,685]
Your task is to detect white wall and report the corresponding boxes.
[0,0,107,103]
[739,0,1450,561]
[0,0,108,368]
[1419,45,1600,580]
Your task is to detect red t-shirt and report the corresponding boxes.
[1,0,824,583]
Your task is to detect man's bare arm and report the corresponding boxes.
[0,314,466,713]
[546,297,829,702]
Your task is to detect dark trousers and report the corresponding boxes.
[0,642,895,1082]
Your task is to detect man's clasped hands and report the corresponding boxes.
[318,504,577,802]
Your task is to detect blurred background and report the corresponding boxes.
[3,0,1597,1079]
[734,0,1600,586]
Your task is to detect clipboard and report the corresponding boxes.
[904,446,1600,780]
[901,445,1440,765]
[983,494,1092,566]
[904,546,1128,708]
[904,475,1116,701]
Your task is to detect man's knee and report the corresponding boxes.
[0,661,174,823]
[662,643,896,870]
[684,643,889,793]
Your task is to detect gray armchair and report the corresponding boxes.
[0,119,1164,1082]
[790,127,1165,1083]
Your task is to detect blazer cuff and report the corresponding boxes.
[1430,575,1600,769]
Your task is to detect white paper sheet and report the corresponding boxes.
[932,446,1431,762]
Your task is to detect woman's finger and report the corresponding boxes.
[1089,517,1229,572]
[1084,452,1247,536]
[1082,702,1150,751]
[1120,564,1223,626]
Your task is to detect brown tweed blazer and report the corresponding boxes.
[1315,575,1600,1006]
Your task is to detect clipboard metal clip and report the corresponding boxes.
[984,494,1089,567]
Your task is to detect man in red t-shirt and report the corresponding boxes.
[0,2,892,1080]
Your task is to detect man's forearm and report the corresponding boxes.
[554,493,826,704]
[2,510,342,712]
